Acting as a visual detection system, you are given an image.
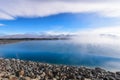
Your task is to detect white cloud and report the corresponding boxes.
[0,23,5,26]
[41,30,75,35]
[0,0,120,19]
[0,12,14,20]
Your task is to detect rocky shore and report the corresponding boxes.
[0,40,23,44]
[0,58,120,80]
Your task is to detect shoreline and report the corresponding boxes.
[0,58,120,80]
[0,38,69,45]
[0,40,24,45]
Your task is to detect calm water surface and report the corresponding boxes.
[0,40,120,71]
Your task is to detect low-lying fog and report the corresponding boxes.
[71,26,120,58]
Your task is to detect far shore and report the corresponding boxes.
[0,38,69,44]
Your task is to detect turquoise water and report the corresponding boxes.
[0,40,120,71]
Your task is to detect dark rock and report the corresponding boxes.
[0,58,119,80]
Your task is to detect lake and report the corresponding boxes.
[0,40,120,71]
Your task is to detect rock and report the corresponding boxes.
[31,79,36,80]
[6,65,11,70]
[103,77,109,80]
[53,78,57,80]
[24,77,31,80]
[108,76,116,80]
[55,76,60,79]
[116,72,120,75]
[41,72,46,77]
[36,75,41,80]
[0,58,119,80]
[2,78,9,80]
[81,76,85,80]
[15,71,20,77]
[84,78,91,80]
[9,75,18,80]
[0,72,5,77]
[77,75,82,79]
[95,67,106,73]
[19,77,26,80]
[19,70,25,77]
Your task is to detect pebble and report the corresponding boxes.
[0,58,119,80]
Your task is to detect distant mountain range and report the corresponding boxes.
[0,33,74,39]
[0,33,119,39]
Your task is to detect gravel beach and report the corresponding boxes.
[0,58,120,80]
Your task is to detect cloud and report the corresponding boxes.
[71,26,120,58]
[41,31,73,35]
[0,0,120,19]
[0,23,5,26]
[0,12,14,20]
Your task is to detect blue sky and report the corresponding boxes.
[0,0,120,34]
[0,12,120,34]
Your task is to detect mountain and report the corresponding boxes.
[0,33,74,39]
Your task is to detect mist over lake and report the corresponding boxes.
[0,40,120,71]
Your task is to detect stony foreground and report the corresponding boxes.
[0,58,120,80]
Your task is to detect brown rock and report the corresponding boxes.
[19,70,24,77]
[25,77,31,80]
[9,75,18,80]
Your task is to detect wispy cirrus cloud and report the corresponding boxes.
[0,23,5,26]
[0,0,120,20]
